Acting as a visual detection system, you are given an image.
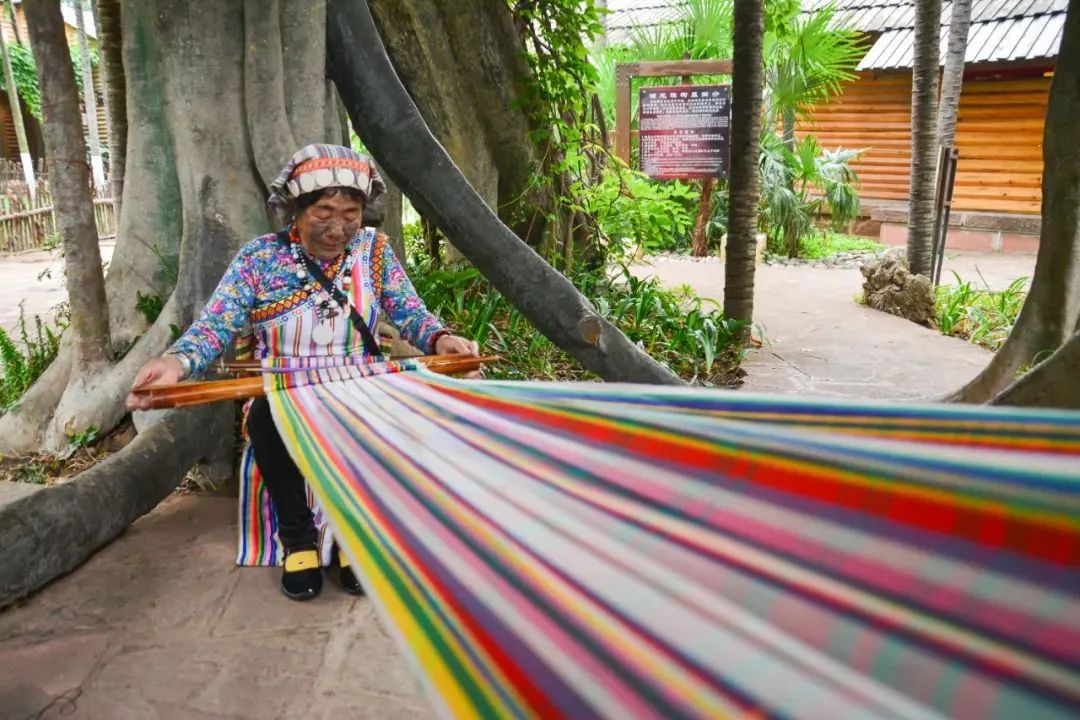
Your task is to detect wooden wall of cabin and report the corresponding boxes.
[796,70,1050,215]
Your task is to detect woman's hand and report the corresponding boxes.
[434,334,482,379]
[125,356,186,411]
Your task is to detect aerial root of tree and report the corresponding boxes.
[327,0,681,385]
[0,406,224,609]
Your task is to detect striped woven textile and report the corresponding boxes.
[263,358,1080,720]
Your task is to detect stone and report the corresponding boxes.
[860,248,935,326]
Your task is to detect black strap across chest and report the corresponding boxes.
[276,230,382,357]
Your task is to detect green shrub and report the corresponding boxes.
[935,272,1027,351]
[407,254,744,384]
[0,309,65,413]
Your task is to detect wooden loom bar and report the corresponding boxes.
[132,355,499,409]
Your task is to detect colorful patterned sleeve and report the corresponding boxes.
[168,240,261,376]
[376,236,446,353]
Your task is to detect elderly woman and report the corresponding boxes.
[127,144,477,601]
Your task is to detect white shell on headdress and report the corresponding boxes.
[287,180,301,198]
[313,168,335,188]
[299,172,317,193]
[337,168,356,186]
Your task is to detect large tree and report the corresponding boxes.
[0,0,677,460]
[905,0,942,277]
[723,0,765,329]
[951,0,1080,404]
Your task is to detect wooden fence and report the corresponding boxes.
[0,159,116,253]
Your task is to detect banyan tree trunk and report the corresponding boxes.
[327,0,681,385]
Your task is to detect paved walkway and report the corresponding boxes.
[0,242,114,336]
[0,495,432,720]
[636,251,1035,401]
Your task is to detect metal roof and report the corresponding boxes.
[603,0,1064,69]
[828,0,1068,69]
[604,0,684,45]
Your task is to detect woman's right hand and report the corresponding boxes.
[126,356,186,411]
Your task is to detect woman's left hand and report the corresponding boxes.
[435,334,482,379]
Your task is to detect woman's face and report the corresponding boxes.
[296,191,364,259]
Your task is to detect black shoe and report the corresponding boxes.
[339,565,364,596]
[281,548,322,601]
[333,545,364,596]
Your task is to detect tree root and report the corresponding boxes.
[991,331,1080,409]
[0,406,216,609]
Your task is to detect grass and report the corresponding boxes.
[407,255,747,386]
[0,307,65,414]
[935,271,1027,351]
[798,231,884,260]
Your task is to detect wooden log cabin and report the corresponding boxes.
[607,0,1065,253]
[796,0,1064,252]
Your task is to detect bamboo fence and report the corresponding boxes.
[0,159,116,254]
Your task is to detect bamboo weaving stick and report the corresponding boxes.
[132,355,497,409]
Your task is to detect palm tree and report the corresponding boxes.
[724,0,765,330]
[937,0,972,149]
[764,1,862,151]
[906,0,942,277]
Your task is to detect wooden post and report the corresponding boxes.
[615,62,634,165]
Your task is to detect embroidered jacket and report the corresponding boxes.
[169,228,444,376]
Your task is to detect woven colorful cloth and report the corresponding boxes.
[263,359,1080,719]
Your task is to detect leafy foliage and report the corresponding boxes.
[758,133,862,256]
[935,272,1028,351]
[0,309,64,414]
[764,0,864,127]
[574,160,697,255]
[135,291,165,324]
[7,43,42,120]
[407,250,744,384]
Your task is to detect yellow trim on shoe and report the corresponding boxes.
[284,549,319,572]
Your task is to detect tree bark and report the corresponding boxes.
[327,0,681,385]
[366,0,544,233]
[0,7,35,196]
[75,0,106,193]
[24,0,111,369]
[948,1,1080,403]
[0,406,223,609]
[937,0,971,150]
[724,0,765,329]
[95,0,125,218]
[905,0,941,277]
[991,330,1080,409]
[690,177,714,257]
